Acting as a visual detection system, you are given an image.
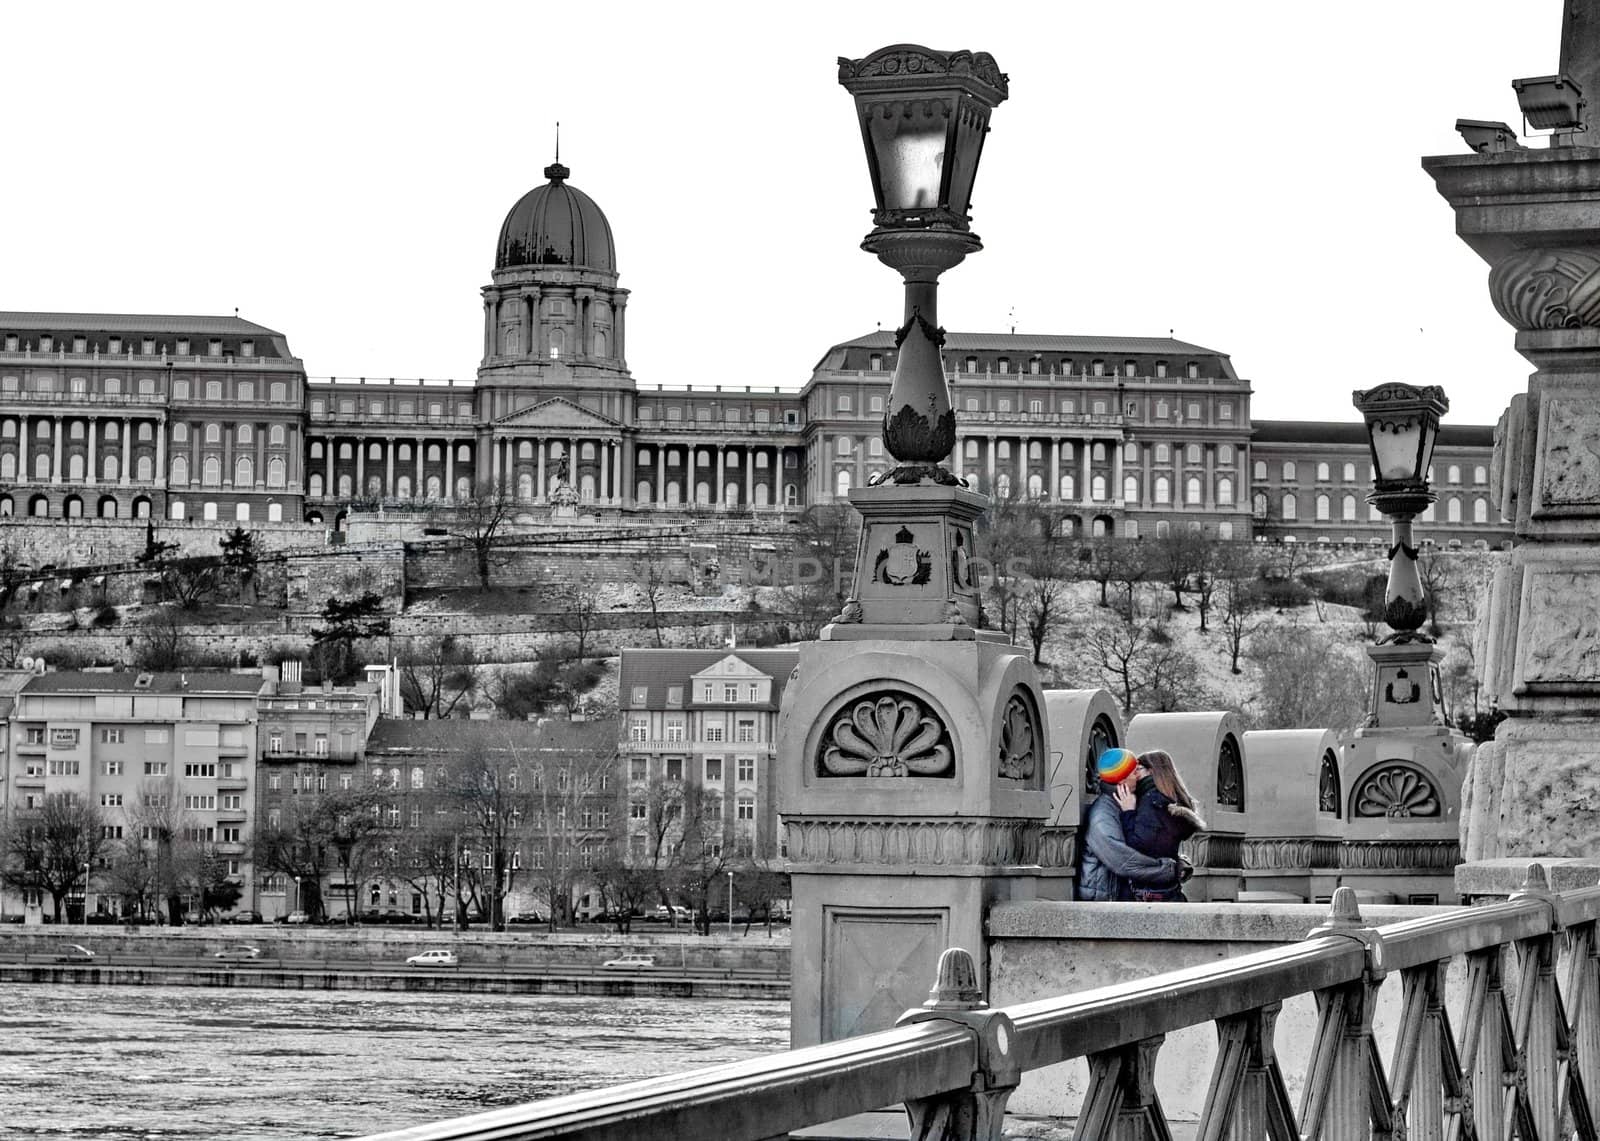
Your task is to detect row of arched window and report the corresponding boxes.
[0,376,290,402]
[1256,491,1492,524]
[0,494,151,519]
[1254,460,1489,486]
[169,455,287,489]
[311,440,472,463]
[639,480,798,507]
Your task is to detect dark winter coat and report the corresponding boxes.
[1076,791,1181,902]
[1119,775,1206,902]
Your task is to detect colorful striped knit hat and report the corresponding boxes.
[1096,747,1139,785]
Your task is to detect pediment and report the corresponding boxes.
[493,397,620,432]
[691,654,770,681]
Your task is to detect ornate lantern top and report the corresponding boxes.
[1352,382,1450,497]
[838,45,1009,232]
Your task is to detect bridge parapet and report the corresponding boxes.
[358,866,1600,1141]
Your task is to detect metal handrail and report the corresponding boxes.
[358,873,1595,1141]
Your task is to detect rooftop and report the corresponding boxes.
[20,671,268,695]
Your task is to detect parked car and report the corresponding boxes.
[602,954,656,970]
[223,911,264,925]
[54,944,95,963]
[507,911,549,924]
[212,944,262,962]
[405,949,459,968]
[284,911,310,925]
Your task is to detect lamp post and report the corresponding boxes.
[838,45,1008,484]
[1352,382,1449,642]
[726,871,734,936]
[291,875,300,921]
[81,863,91,923]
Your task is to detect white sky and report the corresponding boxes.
[0,2,1565,426]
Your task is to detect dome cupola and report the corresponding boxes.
[495,162,616,273]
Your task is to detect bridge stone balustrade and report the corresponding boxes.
[1038,688,1124,901]
[1239,729,1345,903]
[1126,712,1247,901]
[357,866,1600,1141]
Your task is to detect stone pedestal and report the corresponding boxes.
[777,481,1051,1049]
[1456,856,1600,903]
[1425,138,1600,860]
[1125,711,1247,901]
[1239,729,1343,902]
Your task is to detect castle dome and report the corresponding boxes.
[495,162,616,273]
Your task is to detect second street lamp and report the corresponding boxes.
[1353,382,1449,640]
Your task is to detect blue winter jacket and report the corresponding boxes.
[1076,791,1181,902]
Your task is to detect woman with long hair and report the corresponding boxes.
[1109,748,1206,902]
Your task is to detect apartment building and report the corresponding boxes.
[2,670,265,921]
[618,648,797,867]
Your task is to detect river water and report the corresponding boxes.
[0,984,790,1140]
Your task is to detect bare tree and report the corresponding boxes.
[1,794,105,922]
[1216,545,1265,675]
[557,575,603,660]
[1078,613,1209,716]
[125,775,198,925]
[398,635,479,719]
[632,553,670,648]
[1153,527,1209,611]
[673,787,731,935]
[1246,625,1371,733]
[446,479,516,592]
[787,504,860,639]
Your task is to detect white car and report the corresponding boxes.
[602,954,656,970]
[405,948,459,967]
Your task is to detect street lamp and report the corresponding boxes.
[838,45,1008,482]
[1352,382,1449,642]
[726,871,734,936]
[292,875,300,920]
[81,863,91,923]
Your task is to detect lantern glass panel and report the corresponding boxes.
[869,101,948,210]
[1372,417,1423,481]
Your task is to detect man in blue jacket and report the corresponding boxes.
[1076,748,1186,901]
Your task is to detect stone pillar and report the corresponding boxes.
[414,440,423,494]
[1080,439,1091,506]
[120,418,131,485]
[86,419,97,485]
[1050,438,1061,502]
[1204,444,1214,510]
[715,445,725,506]
[385,438,395,496]
[325,436,334,492]
[155,422,165,486]
[656,451,666,508]
[446,440,456,498]
[778,479,1051,1049]
[985,435,996,493]
[1112,439,1124,506]
[1424,26,1600,866]
[745,448,754,507]
[600,442,610,502]
[356,437,366,493]
[537,440,547,501]
[51,416,62,483]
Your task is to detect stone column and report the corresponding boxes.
[1080,439,1092,506]
[657,451,667,508]
[86,419,97,485]
[1113,439,1124,505]
[51,416,62,483]
[1204,444,1214,509]
[1050,438,1061,502]
[446,440,456,498]
[537,440,547,501]
[355,437,366,494]
[155,422,165,486]
[615,443,625,506]
[414,440,423,495]
[120,418,131,485]
[599,442,610,502]
[985,435,996,493]
[715,445,725,506]
[745,448,754,506]
[325,436,334,492]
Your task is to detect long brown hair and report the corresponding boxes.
[1139,749,1195,810]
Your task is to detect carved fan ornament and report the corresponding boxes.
[819,691,954,778]
[1489,248,1600,331]
[1354,765,1441,819]
[996,695,1037,781]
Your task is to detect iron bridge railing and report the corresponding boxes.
[358,864,1600,1141]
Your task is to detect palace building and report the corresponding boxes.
[0,162,1508,546]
